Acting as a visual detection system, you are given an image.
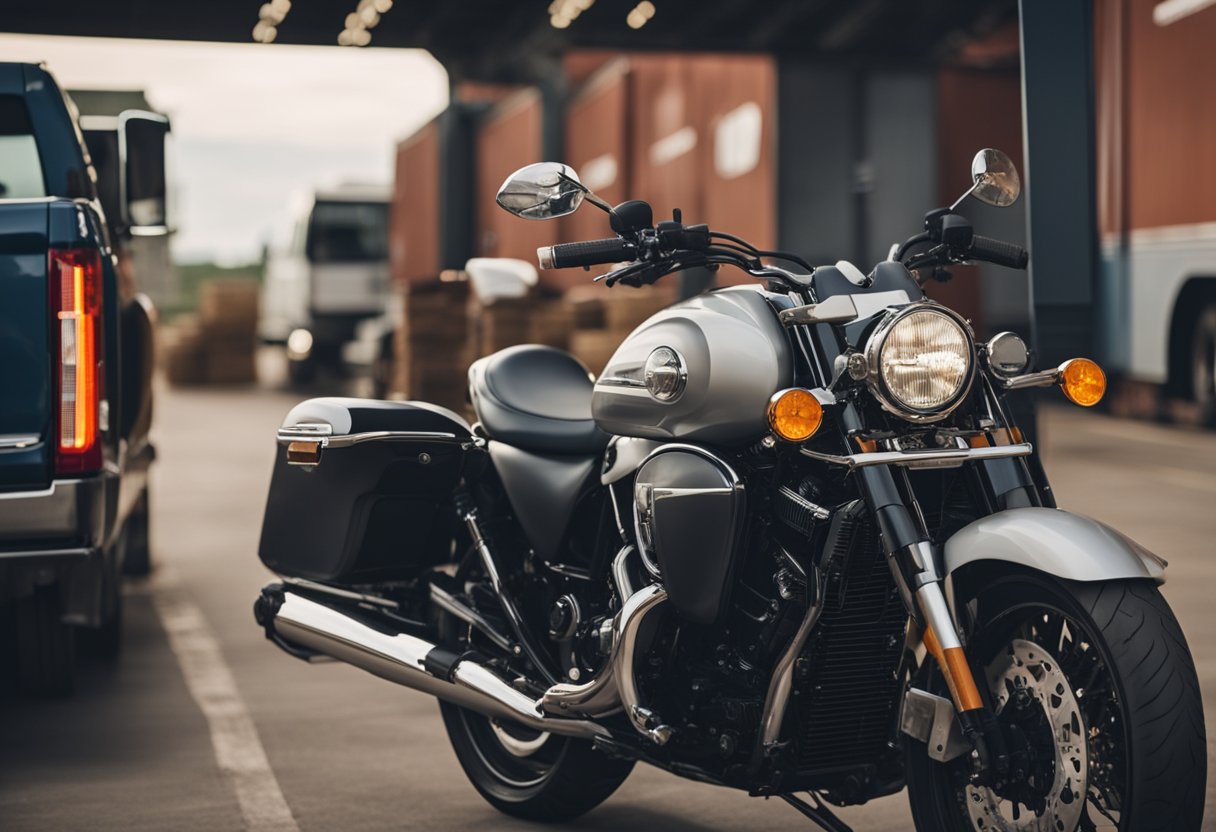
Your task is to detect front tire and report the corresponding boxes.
[439,702,633,822]
[906,571,1206,831]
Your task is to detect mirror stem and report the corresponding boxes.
[583,192,616,215]
[949,181,979,213]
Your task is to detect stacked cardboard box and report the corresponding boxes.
[566,286,672,375]
[164,280,259,386]
[392,277,470,412]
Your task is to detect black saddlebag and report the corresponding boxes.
[258,398,478,583]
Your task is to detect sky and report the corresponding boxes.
[0,34,448,264]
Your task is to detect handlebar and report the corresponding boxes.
[969,235,1028,270]
[537,237,637,270]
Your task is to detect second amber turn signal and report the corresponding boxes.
[767,388,824,442]
[1058,358,1106,407]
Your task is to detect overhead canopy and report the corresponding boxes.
[4,0,1018,81]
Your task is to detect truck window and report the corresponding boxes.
[0,96,46,199]
[305,201,388,264]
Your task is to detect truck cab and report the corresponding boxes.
[0,62,165,694]
[259,183,391,384]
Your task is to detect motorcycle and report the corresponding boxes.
[252,148,1206,831]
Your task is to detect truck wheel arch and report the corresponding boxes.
[1166,276,1216,399]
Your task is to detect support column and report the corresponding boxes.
[1019,0,1099,368]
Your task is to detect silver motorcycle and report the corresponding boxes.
[253,148,1206,831]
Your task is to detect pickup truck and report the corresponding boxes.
[0,62,163,695]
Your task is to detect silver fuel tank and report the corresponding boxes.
[591,286,793,444]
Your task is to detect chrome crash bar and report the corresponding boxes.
[800,442,1032,470]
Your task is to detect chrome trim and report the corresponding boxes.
[916,583,962,651]
[862,302,977,424]
[269,589,608,740]
[611,545,638,601]
[983,331,1031,378]
[429,584,513,652]
[800,442,1032,470]
[541,576,665,719]
[776,486,831,521]
[0,546,94,560]
[756,569,824,752]
[652,485,735,500]
[900,687,970,763]
[611,584,674,744]
[631,443,744,579]
[597,375,647,389]
[778,294,860,326]
[0,434,40,450]
[636,442,743,485]
[643,346,688,403]
[490,722,551,757]
[276,427,462,448]
[282,577,399,609]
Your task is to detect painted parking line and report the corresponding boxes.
[152,583,300,832]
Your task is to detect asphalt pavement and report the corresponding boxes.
[2,358,1214,831]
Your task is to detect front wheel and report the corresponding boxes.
[439,702,633,822]
[906,571,1206,831]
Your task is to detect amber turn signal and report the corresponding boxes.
[767,388,824,442]
[1058,358,1106,407]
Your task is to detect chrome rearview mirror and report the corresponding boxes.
[969,148,1021,208]
[495,162,588,220]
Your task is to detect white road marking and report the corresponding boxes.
[153,585,300,832]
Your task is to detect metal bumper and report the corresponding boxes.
[0,477,107,557]
[0,476,117,625]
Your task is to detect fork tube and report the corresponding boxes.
[840,405,985,716]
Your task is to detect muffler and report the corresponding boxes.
[254,584,608,741]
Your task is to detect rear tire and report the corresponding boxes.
[439,702,633,822]
[121,488,152,576]
[905,572,1206,831]
[15,585,75,697]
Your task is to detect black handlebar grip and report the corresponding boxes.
[537,238,636,270]
[969,235,1029,270]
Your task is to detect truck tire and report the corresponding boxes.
[121,488,153,576]
[15,585,75,697]
[1191,304,1216,424]
[287,355,317,386]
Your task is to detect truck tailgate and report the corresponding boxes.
[0,201,51,490]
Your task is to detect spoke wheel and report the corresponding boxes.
[905,571,1206,832]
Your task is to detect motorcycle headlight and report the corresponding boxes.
[864,305,974,422]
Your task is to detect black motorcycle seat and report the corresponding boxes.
[468,345,609,455]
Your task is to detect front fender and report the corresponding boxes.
[943,507,1166,585]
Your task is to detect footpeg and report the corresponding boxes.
[632,706,675,745]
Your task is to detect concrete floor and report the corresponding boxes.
[2,361,1214,831]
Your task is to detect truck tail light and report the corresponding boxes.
[50,247,104,475]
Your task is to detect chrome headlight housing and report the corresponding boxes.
[863,304,975,422]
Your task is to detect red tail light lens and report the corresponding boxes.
[50,247,104,475]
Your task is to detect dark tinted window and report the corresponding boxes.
[306,200,388,263]
[0,96,45,199]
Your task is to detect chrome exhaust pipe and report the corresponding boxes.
[256,585,608,741]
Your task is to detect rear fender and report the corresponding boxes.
[943,507,1166,585]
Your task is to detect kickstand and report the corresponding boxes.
[779,792,854,832]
